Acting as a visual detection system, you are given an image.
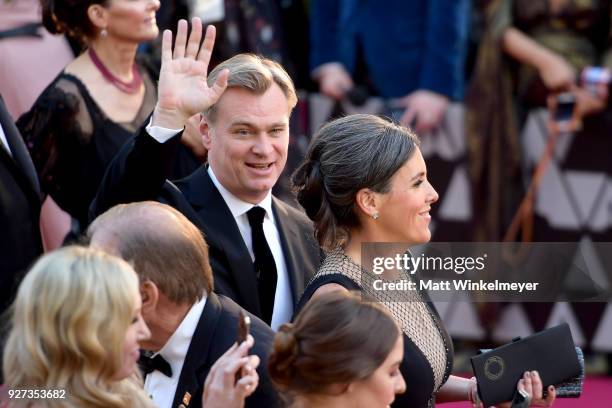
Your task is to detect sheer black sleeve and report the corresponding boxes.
[16,76,94,220]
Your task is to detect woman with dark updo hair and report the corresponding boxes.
[16,0,203,246]
[292,114,556,408]
[269,291,406,408]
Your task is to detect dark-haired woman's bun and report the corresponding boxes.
[41,0,64,34]
[292,159,325,221]
[40,0,99,45]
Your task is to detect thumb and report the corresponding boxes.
[210,68,229,100]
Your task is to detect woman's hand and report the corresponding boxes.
[497,371,556,408]
[201,334,260,408]
[538,52,576,92]
[153,18,229,130]
[573,84,608,118]
[516,370,556,407]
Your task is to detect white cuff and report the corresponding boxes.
[145,117,183,143]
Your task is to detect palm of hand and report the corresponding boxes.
[158,58,214,117]
[152,20,228,129]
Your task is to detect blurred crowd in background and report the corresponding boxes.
[2,0,612,376]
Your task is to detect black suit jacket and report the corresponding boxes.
[0,95,42,314]
[91,126,321,318]
[168,292,279,408]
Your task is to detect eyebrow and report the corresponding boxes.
[229,121,288,128]
[410,171,426,182]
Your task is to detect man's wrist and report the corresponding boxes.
[146,116,183,143]
[152,105,189,129]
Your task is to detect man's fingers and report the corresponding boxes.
[197,25,216,67]
[236,372,259,397]
[220,341,239,360]
[221,356,250,388]
[210,68,229,99]
[173,19,188,59]
[246,355,260,371]
[161,30,172,65]
[185,17,203,59]
[399,106,417,129]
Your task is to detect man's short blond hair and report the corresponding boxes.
[88,202,213,304]
[204,53,298,122]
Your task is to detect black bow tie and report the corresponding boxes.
[138,351,173,378]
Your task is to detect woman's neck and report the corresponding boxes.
[88,38,138,80]
[345,226,375,266]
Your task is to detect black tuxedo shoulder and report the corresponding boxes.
[213,295,280,408]
[273,198,313,230]
[216,294,276,347]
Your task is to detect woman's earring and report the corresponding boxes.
[372,212,379,220]
[100,28,108,37]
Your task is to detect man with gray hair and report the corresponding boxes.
[88,201,279,408]
[91,19,320,329]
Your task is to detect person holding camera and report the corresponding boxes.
[467,0,612,242]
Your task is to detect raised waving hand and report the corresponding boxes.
[153,18,229,129]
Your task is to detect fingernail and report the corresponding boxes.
[532,370,538,376]
[525,371,530,377]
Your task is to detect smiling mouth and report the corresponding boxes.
[247,163,273,169]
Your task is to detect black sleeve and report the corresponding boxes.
[246,317,282,408]
[89,124,183,221]
[17,83,85,217]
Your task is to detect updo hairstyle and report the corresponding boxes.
[268,291,400,398]
[292,114,419,250]
[41,0,108,45]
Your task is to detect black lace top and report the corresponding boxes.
[296,248,454,408]
[17,64,200,228]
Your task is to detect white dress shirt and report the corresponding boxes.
[207,168,292,331]
[144,297,206,408]
[0,122,13,157]
[144,122,293,329]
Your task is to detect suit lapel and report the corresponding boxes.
[0,96,40,197]
[171,293,222,408]
[179,168,261,315]
[272,198,304,303]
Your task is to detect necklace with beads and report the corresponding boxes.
[88,47,142,94]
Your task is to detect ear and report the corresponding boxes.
[87,4,109,31]
[200,118,213,150]
[354,187,381,219]
[337,381,352,395]
[140,280,159,314]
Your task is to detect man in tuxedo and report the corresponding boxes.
[91,21,320,329]
[88,201,279,408]
[0,94,42,316]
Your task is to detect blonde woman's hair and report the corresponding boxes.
[3,246,154,408]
